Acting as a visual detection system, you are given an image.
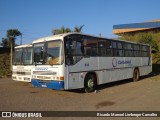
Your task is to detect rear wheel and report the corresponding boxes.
[133,68,140,82]
[84,74,97,93]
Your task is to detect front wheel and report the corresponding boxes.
[133,69,140,82]
[84,74,97,93]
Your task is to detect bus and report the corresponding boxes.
[31,33,152,92]
[12,44,33,82]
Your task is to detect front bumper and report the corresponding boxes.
[31,79,64,90]
[12,75,31,82]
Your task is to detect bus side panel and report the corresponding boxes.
[99,57,114,70]
[64,66,69,89]
[98,57,142,85]
[97,70,106,84]
[139,57,152,76]
[98,68,133,85]
[98,57,124,84]
[68,57,99,73]
[141,57,151,66]
[139,66,152,76]
[108,68,132,82]
[124,57,141,67]
[67,57,98,89]
[66,72,85,89]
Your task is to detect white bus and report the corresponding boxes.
[31,33,152,92]
[12,44,33,82]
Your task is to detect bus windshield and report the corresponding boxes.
[14,47,33,65]
[14,48,23,65]
[22,47,32,65]
[33,40,63,65]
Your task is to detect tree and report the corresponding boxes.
[73,25,84,32]
[52,25,84,35]
[7,29,22,70]
[138,33,159,52]
[52,26,71,35]
[1,38,10,48]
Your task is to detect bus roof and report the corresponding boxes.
[32,32,150,46]
[32,33,73,44]
[15,44,32,49]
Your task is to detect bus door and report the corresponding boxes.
[64,35,99,89]
[64,36,85,89]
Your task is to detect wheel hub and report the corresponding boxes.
[88,79,94,88]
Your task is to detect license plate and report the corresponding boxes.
[41,84,47,87]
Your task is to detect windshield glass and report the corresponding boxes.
[33,43,46,65]
[14,48,23,65]
[22,47,32,64]
[33,40,63,65]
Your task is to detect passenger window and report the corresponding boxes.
[112,41,123,57]
[98,39,106,56]
[106,40,112,56]
[83,37,98,56]
[124,43,133,57]
[112,41,117,48]
[117,42,123,49]
[133,44,141,57]
[141,45,149,57]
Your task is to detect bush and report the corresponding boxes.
[0,53,11,77]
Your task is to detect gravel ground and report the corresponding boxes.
[0,74,160,120]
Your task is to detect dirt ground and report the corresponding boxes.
[0,74,160,120]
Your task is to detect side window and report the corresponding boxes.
[133,44,141,57]
[112,41,117,56]
[124,43,133,57]
[112,41,117,48]
[106,40,112,56]
[76,41,84,55]
[141,45,149,57]
[117,42,123,56]
[146,46,150,56]
[98,39,106,56]
[112,41,123,57]
[83,37,98,56]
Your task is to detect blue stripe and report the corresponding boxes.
[31,79,64,90]
[113,22,160,29]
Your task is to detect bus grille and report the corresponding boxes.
[33,71,57,75]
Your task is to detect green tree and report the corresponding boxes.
[138,33,159,52]
[52,26,71,35]
[52,25,84,35]
[7,29,22,70]
[1,38,10,48]
[73,25,84,32]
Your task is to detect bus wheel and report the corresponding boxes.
[133,68,140,82]
[84,74,97,93]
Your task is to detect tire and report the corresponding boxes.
[133,68,140,82]
[84,74,97,93]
